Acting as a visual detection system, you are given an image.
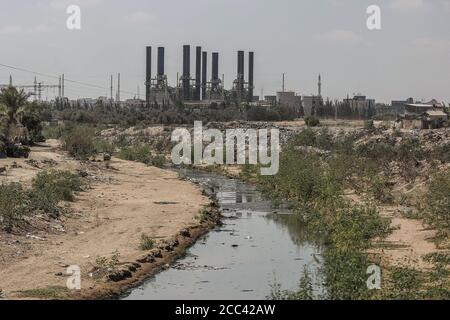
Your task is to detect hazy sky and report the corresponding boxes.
[0,0,449,103]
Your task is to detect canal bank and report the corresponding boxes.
[123,169,323,300]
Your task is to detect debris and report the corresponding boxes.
[180,228,191,238]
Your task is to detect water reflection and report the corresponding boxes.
[124,170,322,300]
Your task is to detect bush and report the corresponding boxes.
[422,171,450,237]
[117,145,151,165]
[305,116,320,127]
[0,183,29,232]
[364,120,375,130]
[6,144,30,158]
[42,125,64,140]
[32,170,84,203]
[62,124,96,160]
[151,155,166,168]
[368,175,393,204]
[433,143,450,163]
[139,233,155,250]
[94,139,116,154]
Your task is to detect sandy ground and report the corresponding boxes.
[0,141,208,298]
[345,190,441,270]
[375,205,441,270]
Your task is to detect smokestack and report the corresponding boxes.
[157,47,165,77]
[237,51,245,80]
[195,46,202,100]
[182,45,191,100]
[212,53,219,82]
[248,52,254,102]
[202,51,207,100]
[146,46,152,103]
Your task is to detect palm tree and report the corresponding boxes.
[0,86,30,144]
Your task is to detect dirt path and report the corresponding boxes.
[376,205,440,270]
[345,190,440,270]
[0,142,209,298]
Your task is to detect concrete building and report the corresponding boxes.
[264,95,277,106]
[302,95,323,117]
[391,98,414,114]
[404,100,446,117]
[343,95,376,118]
[400,100,447,129]
[277,91,301,110]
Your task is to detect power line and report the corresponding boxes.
[0,62,138,97]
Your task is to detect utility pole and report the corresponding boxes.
[34,77,38,101]
[62,74,65,99]
[282,73,285,92]
[58,76,62,99]
[38,82,42,101]
[117,73,121,102]
[9,75,12,86]
[110,75,113,102]
[318,74,322,97]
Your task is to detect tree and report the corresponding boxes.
[0,86,30,143]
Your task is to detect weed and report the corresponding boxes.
[117,145,151,165]
[139,233,155,251]
[61,124,96,160]
[0,183,29,232]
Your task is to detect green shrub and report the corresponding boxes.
[269,267,315,300]
[42,125,64,140]
[364,120,375,130]
[422,171,450,237]
[139,233,155,251]
[117,145,151,165]
[433,143,450,163]
[62,124,96,160]
[0,183,29,232]
[368,175,393,204]
[32,170,83,202]
[151,154,166,168]
[385,267,422,300]
[5,144,30,158]
[305,116,320,127]
[94,139,116,154]
[291,127,317,147]
[95,250,120,270]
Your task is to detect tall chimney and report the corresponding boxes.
[237,51,245,95]
[248,52,254,102]
[157,47,165,77]
[202,51,207,100]
[238,51,245,79]
[146,46,152,103]
[195,46,202,100]
[212,52,219,91]
[182,45,191,100]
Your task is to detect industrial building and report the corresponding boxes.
[145,45,255,107]
[277,91,302,111]
[299,74,323,117]
[343,95,376,119]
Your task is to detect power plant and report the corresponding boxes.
[145,45,254,107]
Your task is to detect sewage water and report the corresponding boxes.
[124,170,322,300]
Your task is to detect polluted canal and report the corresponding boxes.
[124,170,322,300]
